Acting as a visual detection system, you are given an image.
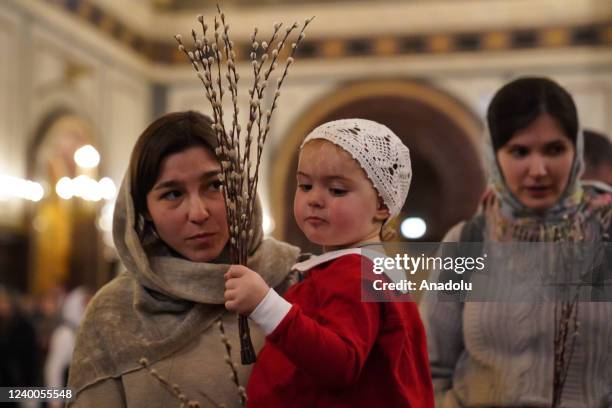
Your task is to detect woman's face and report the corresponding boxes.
[496,113,575,213]
[146,146,229,262]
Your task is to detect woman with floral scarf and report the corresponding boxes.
[420,77,612,407]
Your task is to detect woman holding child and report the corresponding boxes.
[420,77,612,407]
[68,111,300,407]
[69,111,434,407]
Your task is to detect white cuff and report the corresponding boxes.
[249,288,292,335]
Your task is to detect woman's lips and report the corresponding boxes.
[188,232,216,243]
[525,185,552,198]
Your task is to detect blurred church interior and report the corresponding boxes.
[0,0,611,294]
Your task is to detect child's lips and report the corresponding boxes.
[304,216,327,226]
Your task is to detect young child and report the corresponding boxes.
[224,119,434,407]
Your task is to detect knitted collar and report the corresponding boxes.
[292,246,405,289]
[292,248,362,272]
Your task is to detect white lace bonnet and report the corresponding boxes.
[300,118,412,219]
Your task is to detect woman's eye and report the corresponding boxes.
[546,144,566,156]
[298,184,312,191]
[210,180,223,191]
[509,147,529,158]
[329,188,347,196]
[161,190,182,200]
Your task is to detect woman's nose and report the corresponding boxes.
[188,197,210,223]
[528,155,548,177]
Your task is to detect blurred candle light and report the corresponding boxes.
[98,201,115,232]
[74,145,100,168]
[56,177,74,200]
[74,175,101,201]
[56,175,117,202]
[27,181,44,202]
[98,177,117,200]
[262,212,275,235]
[0,175,45,202]
[400,217,427,239]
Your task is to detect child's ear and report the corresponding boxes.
[374,197,390,222]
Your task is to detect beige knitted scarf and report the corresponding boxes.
[68,177,299,393]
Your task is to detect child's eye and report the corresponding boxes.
[161,190,182,200]
[329,188,347,196]
[298,184,312,191]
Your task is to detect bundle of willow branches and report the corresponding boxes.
[175,6,312,364]
[552,297,579,408]
[551,239,584,408]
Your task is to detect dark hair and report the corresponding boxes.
[129,111,217,218]
[487,77,578,151]
[583,129,612,170]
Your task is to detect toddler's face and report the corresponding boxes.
[294,140,388,252]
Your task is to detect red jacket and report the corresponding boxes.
[247,254,434,407]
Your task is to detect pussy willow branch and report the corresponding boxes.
[175,6,313,364]
[219,8,241,161]
[551,241,582,408]
[552,292,580,407]
[140,357,219,408]
[217,319,246,406]
[247,18,313,223]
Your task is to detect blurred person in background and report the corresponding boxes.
[31,285,65,359]
[0,285,41,407]
[582,129,612,186]
[44,286,92,408]
[420,77,612,407]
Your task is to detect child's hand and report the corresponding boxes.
[224,265,270,315]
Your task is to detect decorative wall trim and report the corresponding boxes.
[46,0,612,65]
